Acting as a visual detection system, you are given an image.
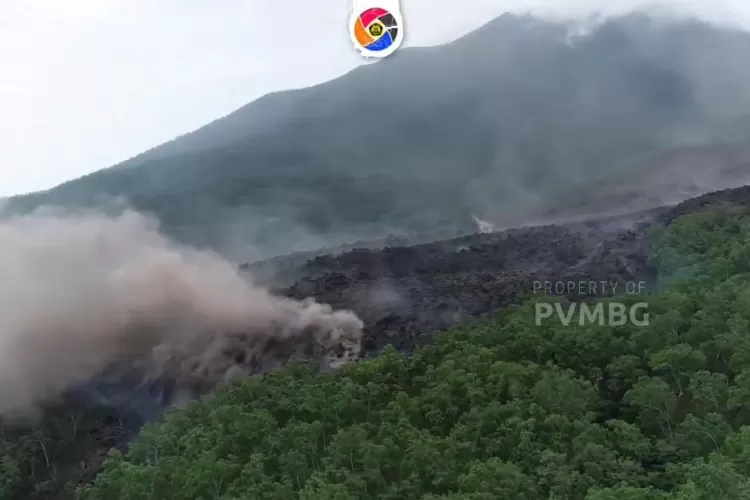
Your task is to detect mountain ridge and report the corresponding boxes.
[7,12,750,260]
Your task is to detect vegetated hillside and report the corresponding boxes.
[4,184,750,499]
[7,13,750,258]
[78,188,750,499]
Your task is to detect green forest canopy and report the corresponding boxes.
[67,206,750,499]
[3,206,750,499]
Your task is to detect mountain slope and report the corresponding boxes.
[8,13,750,258]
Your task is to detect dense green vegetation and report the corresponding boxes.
[0,404,132,500]
[66,206,750,499]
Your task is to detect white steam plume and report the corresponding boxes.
[0,208,363,416]
[472,214,497,234]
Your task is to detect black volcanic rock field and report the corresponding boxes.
[239,185,750,359]
[274,215,657,355]
[241,202,685,359]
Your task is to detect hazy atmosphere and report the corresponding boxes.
[7,1,750,498]
[2,0,750,196]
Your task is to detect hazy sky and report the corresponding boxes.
[2,0,750,196]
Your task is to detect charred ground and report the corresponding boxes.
[250,210,661,355]
[244,184,750,360]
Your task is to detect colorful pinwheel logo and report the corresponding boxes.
[350,7,402,58]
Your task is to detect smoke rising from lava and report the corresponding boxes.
[0,208,363,417]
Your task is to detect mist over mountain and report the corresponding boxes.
[7,12,750,260]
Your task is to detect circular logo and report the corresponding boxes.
[350,7,402,58]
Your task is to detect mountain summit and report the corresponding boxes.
[8,13,750,258]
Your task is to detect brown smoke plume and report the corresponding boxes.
[0,208,363,416]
